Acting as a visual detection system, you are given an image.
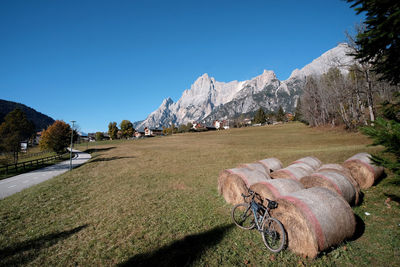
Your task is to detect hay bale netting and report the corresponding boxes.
[291,156,322,170]
[289,162,315,174]
[238,162,270,175]
[249,179,304,201]
[218,168,271,205]
[343,153,384,189]
[317,164,353,178]
[299,171,357,205]
[257,158,283,173]
[270,165,311,181]
[271,187,356,258]
[317,164,361,205]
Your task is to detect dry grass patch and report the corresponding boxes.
[0,123,399,266]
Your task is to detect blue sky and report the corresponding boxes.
[0,0,363,133]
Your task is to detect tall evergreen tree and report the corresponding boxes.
[294,99,303,123]
[253,107,266,124]
[347,0,400,84]
[361,93,400,177]
[276,106,286,122]
[347,0,400,179]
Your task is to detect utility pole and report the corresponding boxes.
[69,120,76,171]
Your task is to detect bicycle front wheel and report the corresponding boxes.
[261,217,286,253]
[231,203,255,230]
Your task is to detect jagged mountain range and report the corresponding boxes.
[134,43,354,130]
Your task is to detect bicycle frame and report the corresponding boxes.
[250,200,271,231]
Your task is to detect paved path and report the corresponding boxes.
[0,149,91,200]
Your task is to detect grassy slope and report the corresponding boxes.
[0,123,399,266]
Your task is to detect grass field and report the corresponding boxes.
[0,123,399,266]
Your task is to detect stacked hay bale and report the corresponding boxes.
[257,158,283,173]
[300,171,357,205]
[343,153,384,189]
[317,164,361,205]
[270,157,321,180]
[270,165,311,180]
[218,168,270,205]
[291,156,322,170]
[271,187,356,258]
[218,153,384,258]
[249,179,304,201]
[238,162,270,175]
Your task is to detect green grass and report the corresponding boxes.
[0,123,399,266]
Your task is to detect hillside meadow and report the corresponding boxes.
[0,123,399,266]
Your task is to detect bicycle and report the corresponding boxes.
[231,189,286,253]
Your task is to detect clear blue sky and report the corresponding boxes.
[0,0,362,133]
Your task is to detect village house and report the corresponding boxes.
[144,127,163,137]
[213,120,230,130]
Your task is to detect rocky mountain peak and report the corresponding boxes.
[288,43,354,80]
[134,43,356,130]
[161,97,174,107]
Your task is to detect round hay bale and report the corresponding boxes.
[289,162,315,173]
[343,153,384,189]
[218,168,271,205]
[300,172,356,205]
[317,164,361,205]
[238,162,270,175]
[250,179,304,201]
[271,187,356,258]
[291,156,322,170]
[258,158,283,173]
[317,163,350,174]
[270,165,311,181]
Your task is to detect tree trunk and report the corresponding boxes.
[365,69,375,123]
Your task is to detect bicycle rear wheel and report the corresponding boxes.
[261,217,286,253]
[231,203,255,230]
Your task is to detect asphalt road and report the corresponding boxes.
[0,149,91,200]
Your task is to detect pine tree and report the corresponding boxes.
[347,0,400,84]
[276,106,286,122]
[253,108,266,124]
[360,93,400,177]
[294,99,303,122]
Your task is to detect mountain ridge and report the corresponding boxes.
[134,43,354,130]
[0,99,55,131]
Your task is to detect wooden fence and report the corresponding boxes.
[0,153,68,175]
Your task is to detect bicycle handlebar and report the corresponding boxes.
[241,189,255,199]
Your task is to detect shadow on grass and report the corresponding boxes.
[0,224,88,266]
[84,146,116,154]
[320,214,365,258]
[386,179,400,186]
[373,171,388,187]
[118,224,234,267]
[90,156,135,163]
[384,193,400,204]
[349,214,365,241]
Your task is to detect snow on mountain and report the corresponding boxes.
[134,43,354,130]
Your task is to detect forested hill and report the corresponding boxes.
[0,99,55,131]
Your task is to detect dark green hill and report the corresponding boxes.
[0,99,55,131]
